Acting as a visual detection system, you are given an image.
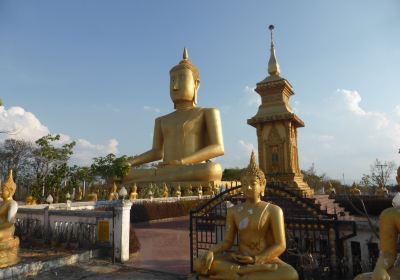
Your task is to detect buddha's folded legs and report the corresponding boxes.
[0,225,15,242]
[124,162,222,183]
[354,268,400,280]
[239,259,298,280]
[195,255,298,280]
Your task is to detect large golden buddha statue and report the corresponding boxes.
[0,170,20,268]
[124,48,224,184]
[354,167,400,280]
[193,152,298,280]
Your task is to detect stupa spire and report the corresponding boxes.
[268,25,281,76]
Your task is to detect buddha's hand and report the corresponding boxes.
[231,253,254,264]
[204,251,214,273]
[168,159,184,165]
[371,267,390,280]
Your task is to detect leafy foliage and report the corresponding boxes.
[91,153,131,185]
[222,168,245,181]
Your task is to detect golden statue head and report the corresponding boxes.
[1,170,16,200]
[169,48,200,107]
[240,151,266,200]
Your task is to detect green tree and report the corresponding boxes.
[0,139,35,199]
[30,134,76,200]
[301,164,326,193]
[91,153,131,187]
[360,159,396,192]
[222,168,245,181]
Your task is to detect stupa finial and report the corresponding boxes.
[268,25,281,76]
[183,47,189,61]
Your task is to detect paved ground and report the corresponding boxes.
[129,216,191,276]
[28,217,192,279]
[27,259,187,280]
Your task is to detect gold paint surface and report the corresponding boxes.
[193,154,298,279]
[0,170,20,268]
[124,49,224,184]
[98,220,110,242]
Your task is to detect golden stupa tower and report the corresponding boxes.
[247,25,313,197]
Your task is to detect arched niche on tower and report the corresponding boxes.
[263,124,286,174]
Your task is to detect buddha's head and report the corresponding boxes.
[1,170,16,201]
[240,151,266,202]
[132,183,137,193]
[169,48,200,108]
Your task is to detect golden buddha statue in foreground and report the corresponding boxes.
[108,182,119,201]
[124,48,224,184]
[0,170,20,268]
[354,168,400,280]
[194,152,298,280]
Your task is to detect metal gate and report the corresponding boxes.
[190,184,357,279]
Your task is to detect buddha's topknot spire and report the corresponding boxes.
[268,25,281,77]
[242,151,266,184]
[2,169,16,195]
[183,47,189,61]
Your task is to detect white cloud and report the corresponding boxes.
[70,138,119,166]
[0,105,119,166]
[238,140,255,156]
[299,89,400,183]
[339,89,389,129]
[0,106,50,141]
[143,106,160,113]
[244,86,260,106]
[394,105,400,117]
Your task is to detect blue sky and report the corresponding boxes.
[1,0,399,183]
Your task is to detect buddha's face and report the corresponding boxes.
[241,176,263,202]
[170,68,199,104]
[1,188,10,200]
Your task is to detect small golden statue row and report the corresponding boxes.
[194,152,298,280]
[0,170,20,268]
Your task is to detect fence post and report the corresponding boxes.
[43,206,50,241]
[113,200,132,262]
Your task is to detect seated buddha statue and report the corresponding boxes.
[25,195,37,205]
[354,166,400,280]
[193,152,299,280]
[108,182,119,201]
[375,183,388,197]
[350,182,362,196]
[87,186,98,202]
[325,182,336,196]
[129,184,138,201]
[162,183,169,198]
[124,48,224,184]
[0,170,20,268]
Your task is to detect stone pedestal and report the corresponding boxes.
[113,200,132,262]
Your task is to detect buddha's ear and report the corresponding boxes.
[193,79,200,105]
